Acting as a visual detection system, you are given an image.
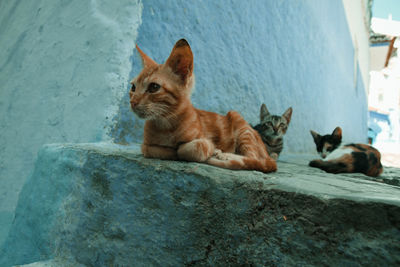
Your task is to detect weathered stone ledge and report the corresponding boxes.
[2,143,400,266]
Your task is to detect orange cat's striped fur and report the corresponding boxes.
[129,39,277,173]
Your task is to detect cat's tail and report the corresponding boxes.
[366,153,383,177]
[206,153,277,173]
[367,164,383,177]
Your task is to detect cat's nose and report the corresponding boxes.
[130,99,138,108]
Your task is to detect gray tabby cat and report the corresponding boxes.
[253,104,293,160]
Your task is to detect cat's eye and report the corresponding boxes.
[267,122,273,127]
[147,82,161,93]
[131,83,136,92]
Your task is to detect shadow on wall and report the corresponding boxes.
[110,0,368,154]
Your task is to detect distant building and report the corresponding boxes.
[369,16,400,145]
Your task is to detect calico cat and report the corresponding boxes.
[309,127,383,177]
[130,39,277,173]
[253,104,292,160]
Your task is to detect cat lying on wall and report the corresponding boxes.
[309,127,383,177]
[129,39,276,173]
[253,104,292,160]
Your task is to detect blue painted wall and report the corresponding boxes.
[111,0,368,152]
[0,0,142,247]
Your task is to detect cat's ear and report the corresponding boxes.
[332,127,342,142]
[282,107,293,124]
[136,44,157,68]
[260,103,270,122]
[165,39,193,83]
[310,130,321,144]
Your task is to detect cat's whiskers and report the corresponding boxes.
[154,105,177,119]
[146,104,180,129]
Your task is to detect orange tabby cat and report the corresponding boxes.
[129,39,277,173]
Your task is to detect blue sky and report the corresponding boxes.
[373,0,400,20]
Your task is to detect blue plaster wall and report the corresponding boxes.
[111,0,368,152]
[0,0,142,247]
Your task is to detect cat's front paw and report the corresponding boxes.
[213,149,229,160]
[309,159,323,167]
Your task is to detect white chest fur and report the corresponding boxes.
[324,146,353,161]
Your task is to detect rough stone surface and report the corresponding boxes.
[15,259,75,267]
[2,143,399,266]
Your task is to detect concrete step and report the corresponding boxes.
[2,143,400,266]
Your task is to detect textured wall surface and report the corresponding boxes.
[1,144,399,266]
[111,0,368,153]
[342,0,371,91]
[0,0,142,246]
